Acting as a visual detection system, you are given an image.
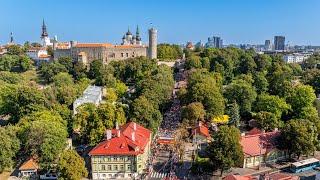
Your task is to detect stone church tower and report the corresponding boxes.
[148,28,157,59]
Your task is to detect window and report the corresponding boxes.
[139,164,142,168]
[107,165,112,171]
[107,157,111,161]
[127,165,131,170]
[126,53,129,57]
[120,157,124,161]
[113,165,118,171]
[108,174,112,178]
[102,174,106,177]
[120,165,124,170]
[101,165,106,171]
[121,53,124,57]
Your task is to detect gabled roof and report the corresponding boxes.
[19,158,39,171]
[246,127,262,135]
[240,129,280,157]
[223,175,256,180]
[89,122,151,156]
[193,122,210,138]
[268,173,299,180]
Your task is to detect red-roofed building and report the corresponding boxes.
[266,173,300,180]
[193,121,210,151]
[18,158,39,178]
[89,122,151,179]
[240,129,288,168]
[223,174,257,180]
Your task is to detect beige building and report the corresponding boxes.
[89,122,151,179]
[241,128,288,168]
[53,27,157,65]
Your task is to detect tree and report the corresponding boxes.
[131,96,162,132]
[39,62,68,83]
[207,126,243,176]
[52,72,77,106]
[24,119,67,165]
[224,79,257,116]
[181,102,206,126]
[58,57,73,73]
[253,72,269,94]
[254,94,290,119]
[302,69,320,95]
[281,119,318,158]
[58,150,88,180]
[226,101,240,128]
[7,45,25,55]
[0,126,20,173]
[18,55,33,72]
[254,111,279,131]
[157,44,182,61]
[0,85,47,123]
[0,55,19,71]
[187,70,225,118]
[88,59,103,79]
[237,54,257,75]
[73,61,87,80]
[287,85,316,117]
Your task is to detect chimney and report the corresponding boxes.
[116,122,119,130]
[133,122,137,131]
[117,130,121,137]
[131,132,135,141]
[106,130,112,140]
[274,128,279,132]
[241,132,246,137]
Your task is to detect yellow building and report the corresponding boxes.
[240,128,288,168]
[89,122,151,179]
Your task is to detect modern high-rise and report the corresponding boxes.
[274,36,285,51]
[264,40,271,51]
[206,36,223,48]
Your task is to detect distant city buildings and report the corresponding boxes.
[40,19,58,47]
[283,53,311,64]
[185,41,194,50]
[73,85,103,115]
[274,36,285,51]
[206,36,223,48]
[121,26,142,46]
[264,40,272,51]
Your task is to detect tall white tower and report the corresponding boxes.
[148,28,157,59]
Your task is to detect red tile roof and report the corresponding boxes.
[246,127,263,135]
[240,130,280,157]
[19,158,39,171]
[89,122,151,156]
[193,122,210,138]
[223,175,256,180]
[268,173,299,180]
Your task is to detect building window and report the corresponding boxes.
[107,165,112,171]
[127,165,131,170]
[102,174,106,177]
[101,165,106,171]
[139,164,142,168]
[113,165,118,171]
[108,174,112,178]
[121,53,124,57]
[107,157,111,161]
[120,165,124,170]
[126,53,129,57]
[120,157,124,161]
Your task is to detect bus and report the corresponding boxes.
[290,158,320,173]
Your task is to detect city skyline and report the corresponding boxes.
[1,0,320,45]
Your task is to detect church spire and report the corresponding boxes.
[10,32,14,43]
[136,25,140,36]
[41,19,48,38]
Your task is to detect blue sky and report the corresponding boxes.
[1,0,320,45]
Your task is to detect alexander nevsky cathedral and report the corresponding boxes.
[52,24,157,65]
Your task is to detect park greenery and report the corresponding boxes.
[182,47,320,174]
[0,43,320,177]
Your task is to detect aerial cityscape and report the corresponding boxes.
[1,0,320,180]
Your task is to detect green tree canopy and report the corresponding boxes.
[207,126,244,176]
[0,126,20,173]
[254,94,290,119]
[181,102,206,126]
[57,150,88,180]
[254,111,279,131]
